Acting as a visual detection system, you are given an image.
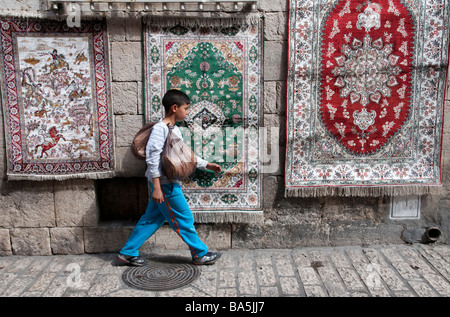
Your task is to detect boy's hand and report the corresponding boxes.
[206,163,222,174]
[152,178,164,203]
[152,188,164,204]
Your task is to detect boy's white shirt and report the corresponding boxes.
[145,119,208,184]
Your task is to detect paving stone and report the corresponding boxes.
[28,272,57,292]
[217,288,238,297]
[274,258,296,276]
[260,286,279,297]
[391,261,422,280]
[336,267,366,292]
[408,280,440,297]
[42,276,69,297]
[218,270,236,288]
[378,266,410,291]
[303,284,328,297]
[330,250,352,268]
[297,266,321,285]
[1,276,34,297]
[317,265,349,297]
[422,274,450,296]
[256,266,277,286]
[279,276,301,296]
[237,270,258,296]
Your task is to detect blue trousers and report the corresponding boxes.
[120,183,208,259]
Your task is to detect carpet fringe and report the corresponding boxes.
[285,185,444,198]
[144,13,261,28]
[6,171,116,181]
[193,210,263,224]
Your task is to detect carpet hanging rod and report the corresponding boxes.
[49,0,259,12]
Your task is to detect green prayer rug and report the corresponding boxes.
[144,16,264,220]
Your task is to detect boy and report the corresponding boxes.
[118,89,222,266]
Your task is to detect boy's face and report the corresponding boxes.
[173,103,190,122]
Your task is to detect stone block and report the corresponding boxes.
[259,0,288,12]
[264,41,287,81]
[0,0,40,12]
[320,196,385,223]
[10,228,51,255]
[107,14,126,42]
[0,180,55,228]
[329,224,404,246]
[197,224,231,250]
[262,176,282,210]
[111,42,142,82]
[232,222,328,249]
[84,226,134,253]
[265,117,284,150]
[115,146,146,178]
[277,81,287,114]
[264,113,281,128]
[153,225,187,250]
[152,224,231,252]
[264,12,288,41]
[54,179,98,227]
[264,81,277,114]
[262,115,284,175]
[112,81,138,115]
[0,143,5,181]
[50,227,84,255]
[0,229,12,256]
[115,115,145,147]
[125,16,142,41]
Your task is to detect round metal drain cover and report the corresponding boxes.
[122,261,200,291]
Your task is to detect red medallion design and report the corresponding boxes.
[320,0,414,155]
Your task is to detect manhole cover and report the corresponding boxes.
[122,260,200,291]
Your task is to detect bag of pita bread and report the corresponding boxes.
[162,126,197,180]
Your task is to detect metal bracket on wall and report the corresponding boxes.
[48,0,259,13]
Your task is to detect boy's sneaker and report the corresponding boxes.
[193,251,221,266]
[117,253,146,266]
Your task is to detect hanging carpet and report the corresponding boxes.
[0,18,115,180]
[285,0,450,197]
[144,16,263,221]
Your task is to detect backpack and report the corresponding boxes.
[130,121,157,160]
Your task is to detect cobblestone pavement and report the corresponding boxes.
[0,244,449,297]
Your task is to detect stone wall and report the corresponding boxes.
[0,0,449,256]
